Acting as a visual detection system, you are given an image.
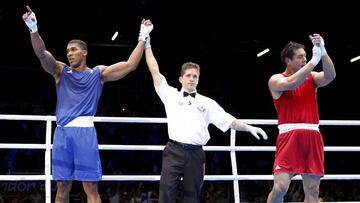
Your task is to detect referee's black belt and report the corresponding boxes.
[168,139,202,150]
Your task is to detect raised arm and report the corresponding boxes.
[22,6,63,79]
[269,45,322,99]
[309,34,336,88]
[144,35,164,87]
[101,19,153,82]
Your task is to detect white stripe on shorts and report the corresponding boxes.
[278,123,319,134]
[64,116,94,127]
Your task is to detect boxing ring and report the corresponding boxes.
[0,114,360,203]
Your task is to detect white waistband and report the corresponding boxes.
[278,123,319,134]
[62,116,94,127]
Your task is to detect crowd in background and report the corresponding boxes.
[0,101,360,202]
[0,65,359,202]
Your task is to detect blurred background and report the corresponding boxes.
[0,0,359,202]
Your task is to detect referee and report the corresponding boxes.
[144,32,268,203]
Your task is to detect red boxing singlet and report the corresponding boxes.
[272,74,324,176]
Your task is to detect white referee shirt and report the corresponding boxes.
[155,78,236,145]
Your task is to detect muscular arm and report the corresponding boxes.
[312,54,336,88]
[268,62,316,99]
[269,43,322,99]
[101,19,153,82]
[23,6,63,80]
[101,40,145,82]
[145,46,164,87]
[30,32,63,79]
[309,34,336,88]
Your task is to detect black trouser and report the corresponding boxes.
[159,141,205,203]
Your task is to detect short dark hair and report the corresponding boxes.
[280,41,305,66]
[67,39,88,51]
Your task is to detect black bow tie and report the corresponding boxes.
[183,92,196,98]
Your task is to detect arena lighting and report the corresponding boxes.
[257,48,270,57]
[111,31,118,41]
[350,55,360,63]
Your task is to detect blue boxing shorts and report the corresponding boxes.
[52,126,102,181]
